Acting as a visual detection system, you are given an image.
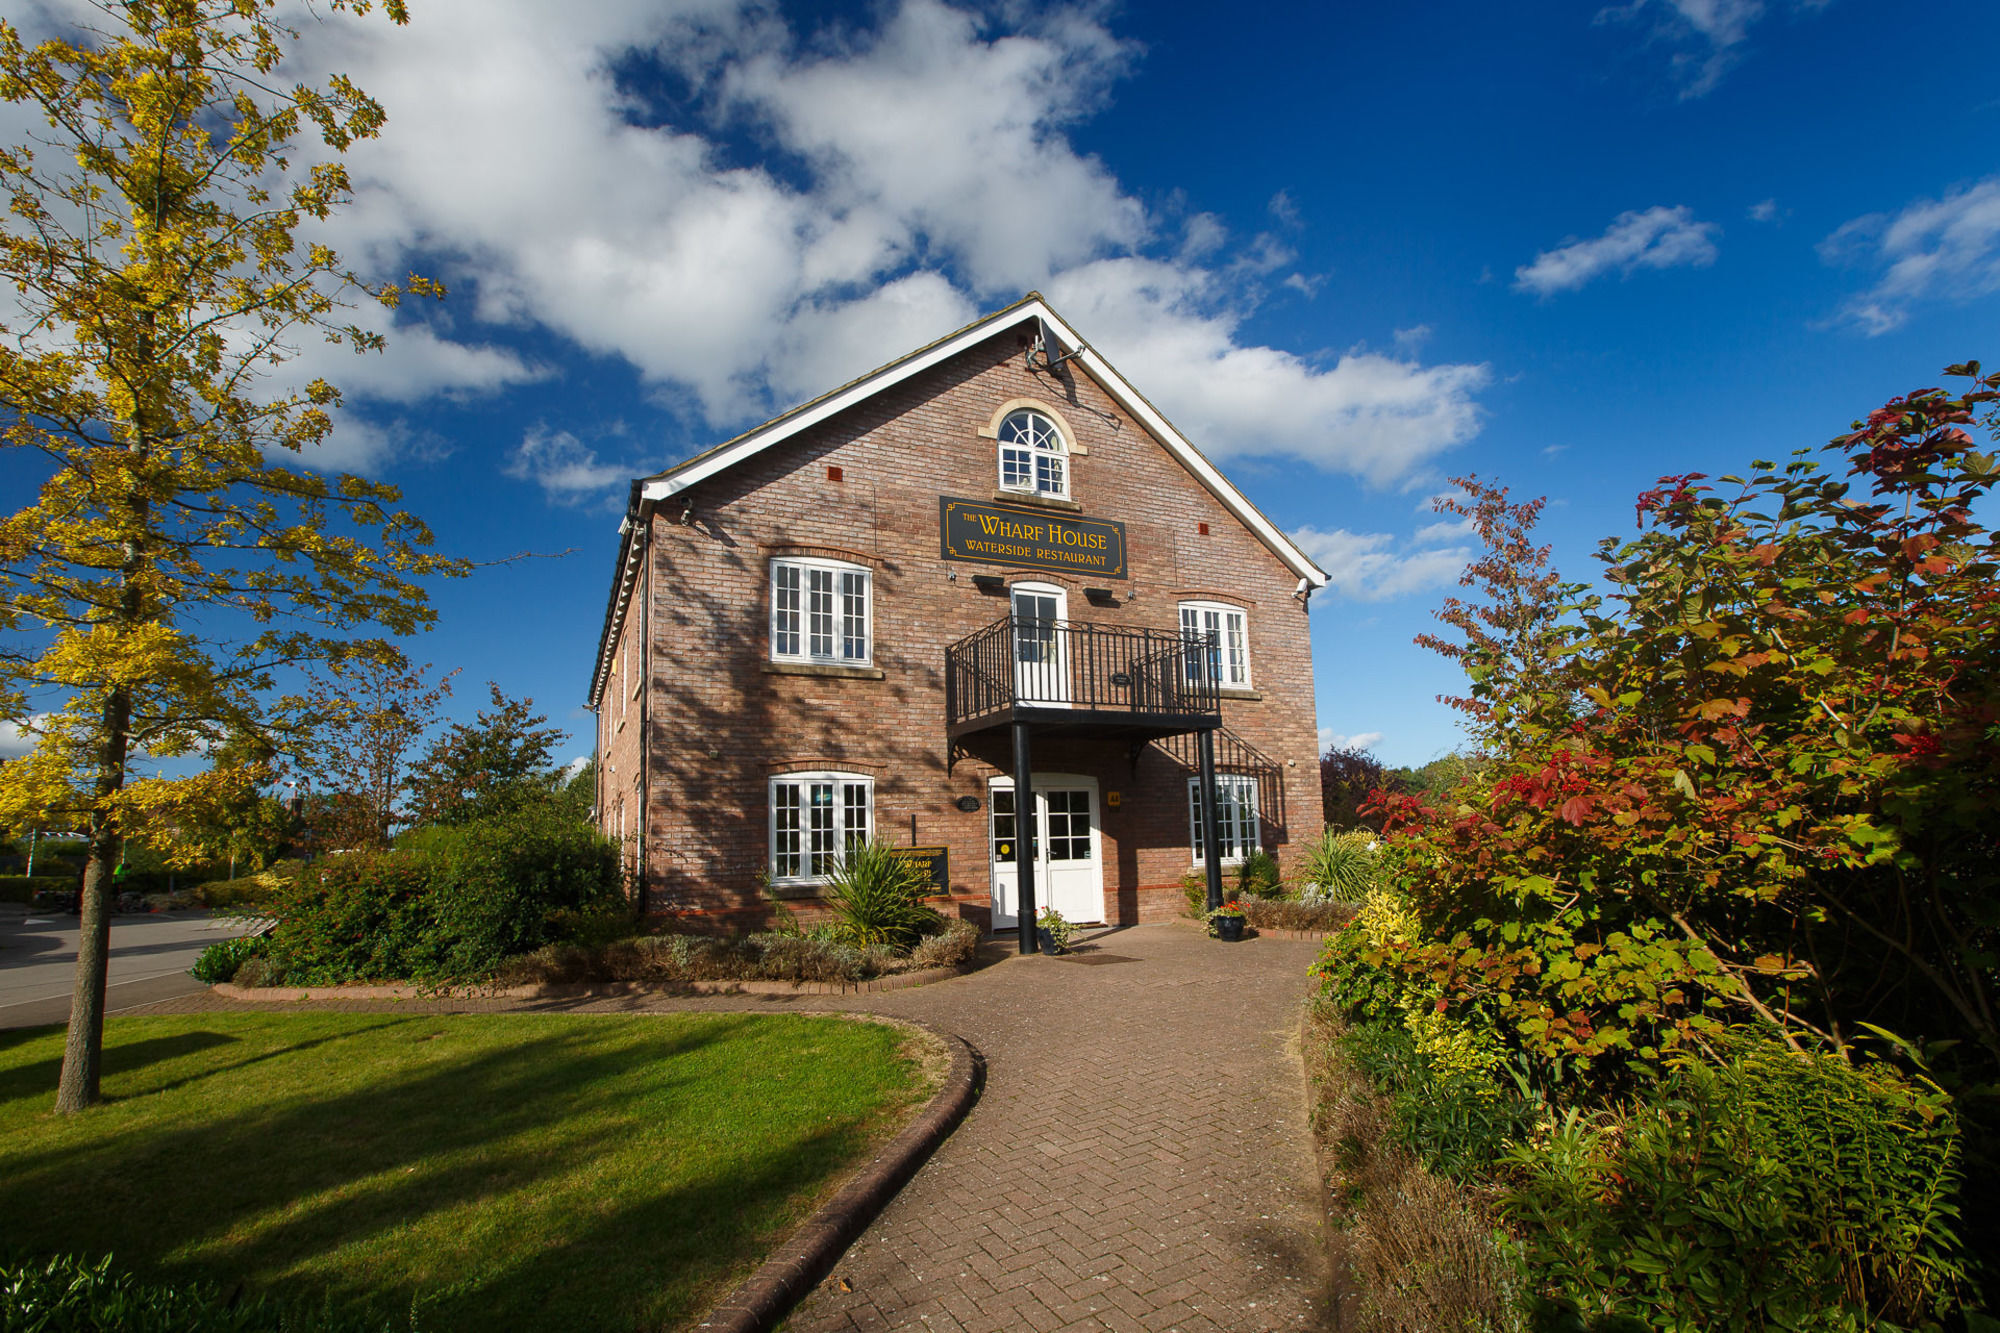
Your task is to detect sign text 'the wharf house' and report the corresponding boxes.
[939,498,1129,580]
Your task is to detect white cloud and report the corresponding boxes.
[1393,324,1432,352]
[1749,197,1780,222]
[259,0,1492,488]
[1288,524,1470,601]
[1414,515,1475,544]
[0,717,37,760]
[1598,0,1824,98]
[504,427,630,504]
[1819,178,2000,335]
[1050,260,1490,485]
[1318,727,1385,755]
[1514,205,1719,297]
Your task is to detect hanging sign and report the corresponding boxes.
[939,498,1128,580]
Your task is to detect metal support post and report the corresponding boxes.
[1198,728,1224,913]
[1011,721,1039,954]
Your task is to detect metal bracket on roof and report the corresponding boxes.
[1025,317,1082,375]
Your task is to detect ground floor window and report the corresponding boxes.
[1187,774,1259,864]
[769,772,872,883]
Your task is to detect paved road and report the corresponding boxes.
[0,904,244,1029]
[133,922,1335,1331]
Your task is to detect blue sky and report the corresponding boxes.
[11,0,1997,772]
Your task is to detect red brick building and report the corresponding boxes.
[588,295,1328,940]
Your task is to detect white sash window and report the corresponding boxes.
[1188,774,1260,864]
[770,772,873,884]
[770,557,871,666]
[1179,601,1250,689]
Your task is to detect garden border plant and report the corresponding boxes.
[1305,362,2000,1331]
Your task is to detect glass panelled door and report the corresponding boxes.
[988,776,1102,928]
[1011,585,1069,706]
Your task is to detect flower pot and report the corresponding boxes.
[1216,916,1245,942]
[1037,925,1062,954]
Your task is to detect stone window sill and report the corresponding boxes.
[766,881,829,901]
[992,490,1083,513]
[1217,687,1264,701]
[763,662,887,680]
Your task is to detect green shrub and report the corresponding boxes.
[0,875,72,903]
[263,813,619,985]
[1298,827,1377,902]
[908,918,981,970]
[411,805,623,975]
[821,841,940,952]
[1182,869,1209,918]
[1341,1019,1534,1182]
[194,864,296,912]
[188,935,268,984]
[0,1252,413,1332]
[1235,849,1283,899]
[494,931,894,986]
[1501,1032,1971,1331]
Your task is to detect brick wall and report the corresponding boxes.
[617,326,1325,929]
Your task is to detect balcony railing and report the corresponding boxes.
[945,615,1222,737]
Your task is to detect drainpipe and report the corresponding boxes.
[635,512,652,919]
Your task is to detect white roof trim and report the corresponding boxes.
[639,296,1329,588]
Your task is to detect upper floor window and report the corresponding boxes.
[771,557,870,666]
[1180,601,1250,689]
[769,771,873,884]
[997,409,1068,499]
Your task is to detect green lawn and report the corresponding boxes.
[0,1011,934,1331]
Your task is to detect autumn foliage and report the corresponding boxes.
[1329,363,2000,1089]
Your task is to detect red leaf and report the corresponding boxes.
[1558,794,1594,825]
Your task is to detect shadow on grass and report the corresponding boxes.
[0,1029,242,1109]
[0,1013,900,1332]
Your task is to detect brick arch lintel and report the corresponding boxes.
[973,397,1082,451]
[762,758,891,777]
[760,542,877,567]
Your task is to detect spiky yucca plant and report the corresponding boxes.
[823,840,941,953]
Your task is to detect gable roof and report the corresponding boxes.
[589,293,1329,705]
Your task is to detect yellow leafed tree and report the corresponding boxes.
[0,0,462,1112]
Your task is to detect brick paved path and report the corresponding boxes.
[131,922,1334,1331]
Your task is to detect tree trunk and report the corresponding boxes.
[54,684,132,1113]
[54,841,115,1112]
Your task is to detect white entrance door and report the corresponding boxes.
[1011,583,1069,707]
[988,774,1103,928]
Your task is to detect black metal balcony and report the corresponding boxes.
[945,615,1222,741]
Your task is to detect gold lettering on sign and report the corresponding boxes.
[939,498,1129,579]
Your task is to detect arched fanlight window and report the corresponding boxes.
[997,409,1068,499]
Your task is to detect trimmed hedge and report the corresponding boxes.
[0,1253,413,1332]
[0,875,73,904]
[262,809,620,985]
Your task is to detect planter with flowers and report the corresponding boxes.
[1205,899,1247,942]
[1036,905,1075,955]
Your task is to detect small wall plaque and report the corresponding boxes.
[955,795,981,812]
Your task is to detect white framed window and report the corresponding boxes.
[770,557,871,666]
[1188,774,1260,864]
[1180,601,1250,689]
[997,409,1068,499]
[769,772,873,884]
